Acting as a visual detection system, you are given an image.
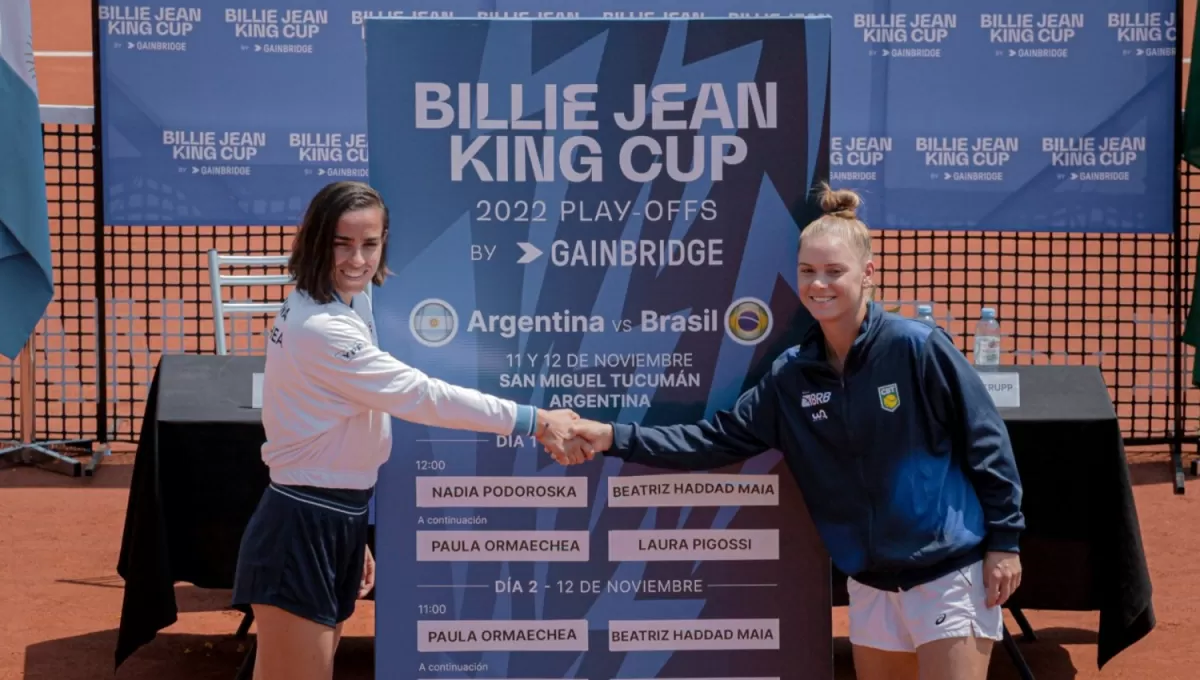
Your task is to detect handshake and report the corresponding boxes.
[534,408,612,466]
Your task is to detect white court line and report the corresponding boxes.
[39,104,94,125]
[34,51,92,58]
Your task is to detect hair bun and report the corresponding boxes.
[818,184,861,220]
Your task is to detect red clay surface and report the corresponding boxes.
[3,2,1200,680]
[2,451,1197,680]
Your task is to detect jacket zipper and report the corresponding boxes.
[840,371,874,572]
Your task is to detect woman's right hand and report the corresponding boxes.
[542,420,610,466]
[535,408,579,462]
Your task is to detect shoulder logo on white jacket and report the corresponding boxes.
[335,340,365,361]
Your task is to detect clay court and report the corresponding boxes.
[4,2,1200,679]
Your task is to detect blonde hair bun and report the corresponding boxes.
[818,184,861,220]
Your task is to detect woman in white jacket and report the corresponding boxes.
[232,181,578,680]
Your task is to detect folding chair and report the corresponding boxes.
[206,249,292,355]
[204,248,290,677]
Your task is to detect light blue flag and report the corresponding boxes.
[0,0,54,359]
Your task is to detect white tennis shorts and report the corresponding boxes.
[847,560,1005,652]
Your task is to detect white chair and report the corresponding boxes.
[206,249,292,355]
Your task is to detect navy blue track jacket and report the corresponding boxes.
[606,302,1024,591]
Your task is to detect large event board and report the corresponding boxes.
[96,0,1177,232]
[366,14,833,680]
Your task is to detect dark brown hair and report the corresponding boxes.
[289,181,390,304]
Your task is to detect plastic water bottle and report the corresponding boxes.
[916,304,936,328]
[973,308,1002,367]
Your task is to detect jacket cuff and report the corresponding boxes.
[987,530,1021,554]
[608,422,635,458]
[513,404,537,437]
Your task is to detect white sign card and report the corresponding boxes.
[979,371,1020,408]
[252,372,264,409]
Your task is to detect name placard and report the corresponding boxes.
[252,372,264,409]
[980,372,1020,408]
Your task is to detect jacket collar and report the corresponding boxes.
[797,301,885,371]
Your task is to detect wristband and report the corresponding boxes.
[514,404,539,437]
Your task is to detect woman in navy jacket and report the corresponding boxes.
[563,186,1024,680]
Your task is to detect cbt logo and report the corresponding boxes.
[409,299,458,348]
[724,297,773,346]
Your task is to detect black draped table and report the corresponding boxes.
[115,353,270,668]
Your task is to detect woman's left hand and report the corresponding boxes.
[359,544,376,598]
[983,550,1021,608]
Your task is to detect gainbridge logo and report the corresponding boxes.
[409,299,458,348]
[724,297,773,346]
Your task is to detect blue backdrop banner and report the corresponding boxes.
[366,15,833,680]
[98,1,1177,231]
